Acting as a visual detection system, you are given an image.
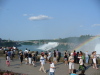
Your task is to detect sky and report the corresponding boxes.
[0,0,100,41]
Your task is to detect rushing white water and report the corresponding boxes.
[38,42,59,51]
[95,44,100,54]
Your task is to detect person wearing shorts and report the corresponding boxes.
[64,54,68,65]
[68,53,74,74]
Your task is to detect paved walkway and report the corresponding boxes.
[0,57,100,75]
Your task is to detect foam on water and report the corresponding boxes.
[38,42,59,51]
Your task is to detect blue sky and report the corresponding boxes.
[0,0,100,41]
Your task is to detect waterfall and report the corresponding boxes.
[38,42,59,51]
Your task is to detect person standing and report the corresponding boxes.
[39,54,46,73]
[93,51,98,69]
[49,60,55,75]
[20,53,23,65]
[47,51,51,61]
[76,52,79,64]
[53,50,57,65]
[24,52,28,65]
[11,49,14,61]
[58,51,61,62]
[68,53,74,74]
[73,50,77,63]
[28,52,32,65]
[85,51,89,64]
[56,49,59,62]
[78,54,85,71]
[6,54,10,67]
[7,50,11,59]
[90,52,94,66]
[64,54,68,65]
[32,53,36,66]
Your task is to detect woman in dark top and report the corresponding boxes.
[76,52,79,64]
[20,53,23,65]
[64,54,68,65]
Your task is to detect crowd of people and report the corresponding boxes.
[0,47,99,75]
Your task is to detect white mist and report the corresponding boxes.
[95,44,100,54]
[38,42,59,51]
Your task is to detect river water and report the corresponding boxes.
[18,45,42,52]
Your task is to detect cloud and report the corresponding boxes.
[29,15,52,21]
[23,14,28,16]
[92,24,100,27]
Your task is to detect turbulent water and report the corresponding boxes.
[38,42,59,51]
[18,45,41,52]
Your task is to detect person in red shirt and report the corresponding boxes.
[73,50,77,63]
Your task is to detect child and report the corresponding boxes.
[49,60,55,75]
[70,69,77,75]
[6,54,10,66]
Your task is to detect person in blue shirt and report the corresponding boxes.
[7,50,11,58]
[70,69,77,75]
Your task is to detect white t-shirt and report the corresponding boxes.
[40,56,45,65]
[50,63,55,72]
[69,56,74,64]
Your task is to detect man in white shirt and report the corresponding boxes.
[49,60,55,75]
[68,53,74,74]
